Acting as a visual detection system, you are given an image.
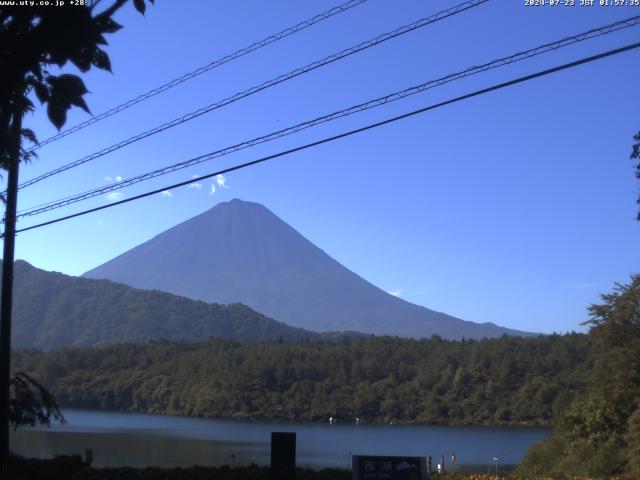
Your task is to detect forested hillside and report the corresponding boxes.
[14,334,591,426]
[8,260,325,349]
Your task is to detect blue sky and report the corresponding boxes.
[6,0,640,334]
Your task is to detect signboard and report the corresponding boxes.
[271,432,296,480]
[352,455,427,480]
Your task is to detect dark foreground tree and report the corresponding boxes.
[9,372,64,430]
[1,0,156,161]
[0,0,154,471]
[631,130,640,221]
[518,275,640,478]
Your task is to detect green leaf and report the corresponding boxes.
[33,82,50,104]
[46,74,91,126]
[96,16,122,34]
[133,0,146,14]
[70,96,91,114]
[48,49,68,68]
[49,74,89,98]
[46,101,67,130]
[21,129,39,146]
[69,46,94,72]
[95,33,108,46]
[92,49,112,72]
[23,97,35,113]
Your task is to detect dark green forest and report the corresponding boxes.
[13,333,591,426]
[8,260,329,349]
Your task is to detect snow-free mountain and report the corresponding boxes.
[85,199,533,339]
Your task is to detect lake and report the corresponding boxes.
[10,409,548,470]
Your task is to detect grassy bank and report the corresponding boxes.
[10,455,351,480]
[12,455,630,480]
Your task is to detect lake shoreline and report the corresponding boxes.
[56,405,552,428]
[11,409,549,470]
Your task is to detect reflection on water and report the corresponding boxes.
[10,409,549,469]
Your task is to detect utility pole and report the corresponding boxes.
[0,104,22,476]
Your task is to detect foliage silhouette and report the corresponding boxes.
[9,372,64,430]
[0,0,154,438]
[1,0,155,167]
[631,130,640,220]
[518,275,640,478]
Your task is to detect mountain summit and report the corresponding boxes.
[85,199,532,339]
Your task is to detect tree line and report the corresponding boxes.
[13,333,591,427]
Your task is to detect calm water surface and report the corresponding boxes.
[10,409,548,469]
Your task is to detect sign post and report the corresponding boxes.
[271,432,296,480]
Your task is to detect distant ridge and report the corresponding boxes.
[7,260,332,350]
[85,199,534,339]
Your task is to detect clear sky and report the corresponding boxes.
[5,0,640,334]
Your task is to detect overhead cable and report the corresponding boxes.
[17,14,640,218]
[27,0,370,152]
[12,41,640,235]
[17,0,488,190]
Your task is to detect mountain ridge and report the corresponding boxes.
[6,259,343,350]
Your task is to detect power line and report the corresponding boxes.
[26,0,369,153]
[12,41,640,236]
[20,13,638,216]
[17,0,488,191]
[17,14,640,218]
